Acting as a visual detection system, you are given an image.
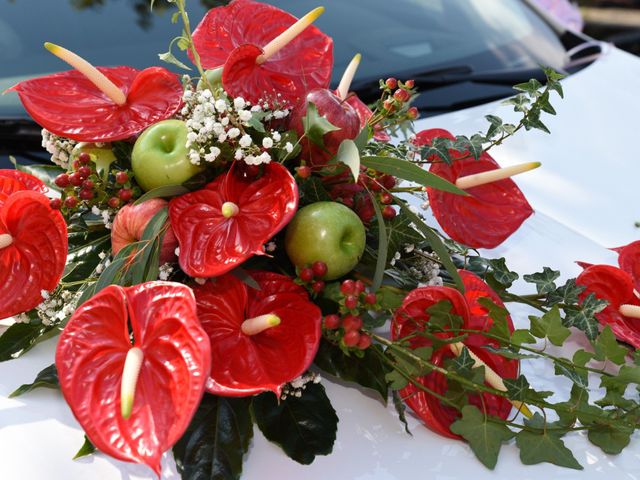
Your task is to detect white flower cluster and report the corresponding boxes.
[91,206,113,230]
[14,289,81,326]
[280,372,322,401]
[95,250,111,274]
[41,129,77,169]
[158,263,174,281]
[178,87,290,167]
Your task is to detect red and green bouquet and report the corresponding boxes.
[2,0,640,478]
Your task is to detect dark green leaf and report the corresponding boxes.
[134,184,189,205]
[529,305,571,346]
[504,376,552,403]
[564,293,607,340]
[523,267,560,295]
[391,390,412,436]
[385,212,424,262]
[298,176,331,205]
[485,115,503,138]
[479,297,511,344]
[486,258,519,287]
[10,364,59,397]
[0,322,56,362]
[73,436,96,460]
[426,300,463,331]
[424,137,453,165]
[546,278,583,306]
[371,192,388,292]
[515,413,583,470]
[450,405,514,470]
[252,383,338,465]
[553,360,587,389]
[314,340,388,404]
[10,159,65,191]
[174,395,253,480]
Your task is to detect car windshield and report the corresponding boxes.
[0,0,569,119]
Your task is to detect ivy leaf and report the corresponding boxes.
[173,395,253,480]
[335,139,360,182]
[588,422,633,455]
[483,345,537,360]
[529,306,571,346]
[424,137,452,165]
[572,349,595,367]
[504,376,552,403]
[391,390,412,436]
[547,278,584,306]
[9,364,59,398]
[314,340,388,404]
[426,300,463,331]
[511,329,536,346]
[479,297,511,344]
[564,293,607,340]
[385,212,424,262]
[450,405,514,470]
[553,360,588,389]
[600,364,640,390]
[515,413,583,470]
[487,258,519,288]
[303,102,340,147]
[485,115,504,138]
[523,267,560,295]
[252,383,338,465]
[73,436,96,460]
[594,325,628,365]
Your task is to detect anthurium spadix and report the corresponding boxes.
[8,44,183,142]
[191,0,333,105]
[55,282,211,476]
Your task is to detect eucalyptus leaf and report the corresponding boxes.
[336,139,360,182]
[370,192,388,292]
[9,364,59,397]
[134,185,189,205]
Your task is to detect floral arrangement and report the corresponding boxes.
[2,0,640,478]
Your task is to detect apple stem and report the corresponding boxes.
[455,162,541,190]
[337,53,362,100]
[120,347,144,420]
[241,314,281,335]
[44,42,127,106]
[257,6,325,64]
[221,201,240,218]
[449,342,533,418]
[620,304,640,319]
[0,234,13,250]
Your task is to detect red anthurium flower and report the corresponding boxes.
[0,190,67,319]
[391,273,518,439]
[344,94,391,142]
[9,66,182,142]
[576,263,640,347]
[414,128,533,249]
[0,170,47,202]
[612,240,640,292]
[169,163,298,278]
[191,0,333,105]
[192,271,322,396]
[56,282,211,476]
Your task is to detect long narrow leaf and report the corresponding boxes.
[370,192,388,292]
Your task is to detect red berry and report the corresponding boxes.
[354,280,366,295]
[370,179,382,191]
[300,268,314,283]
[344,295,358,310]
[340,279,356,295]
[340,196,354,208]
[342,314,363,332]
[78,166,92,178]
[69,172,83,187]
[357,334,372,350]
[72,159,81,171]
[343,330,361,347]
[49,198,62,210]
[394,89,410,102]
[407,107,419,119]
[107,197,121,209]
[64,196,79,208]
[380,192,393,205]
[54,174,70,188]
[312,261,328,278]
[311,280,325,293]
[78,152,91,165]
[115,171,129,184]
[324,314,341,330]
[383,99,396,112]
[79,189,94,200]
[364,293,377,305]
[405,79,415,89]
[381,175,396,190]
[296,165,311,179]
[82,180,94,190]
[385,78,398,89]
[382,205,397,220]
[118,188,133,202]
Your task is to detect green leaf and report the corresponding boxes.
[485,115,503,138]
[572,349,594,367]
[370,193,388,292]
[361,156,467,195]
[0,322,56,362]
[252,383,338,465]
[314,340,388,404]
[391,390,412,435]
[515,413,583,470]
[510,329,536,346]
[523,267,560,295]
[546,278,584,306]
[303,102,340,147]
[10,161,65,191]
[336,139,360,182]
[426,300,463,331]
[529,305,571,346]
[354,126,370,152]
[10,364,59,397]
[385,211,424,262]
[504,376,552,403]
[173,395,253,480]
[134,184,189,205]
[298,176,331,205]
[450,405,514,470]
[600,364,640,390]
[553,360,587,389]
[588,422,633,455]
[564,293,607,340]
[424,137,452,165]
[486,258,519,287]
[513,78,543,96]
[594,325,628,365]
[73,436,96,460]
[158,50,192,70]
[479,297,511,344]
[482,345,537,360]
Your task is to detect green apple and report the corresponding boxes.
[285,201,366,280]
[131,119,203,192]
[72,142,117,180]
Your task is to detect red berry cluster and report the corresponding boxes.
[52,152,137,213]
[297,260,328,294]
[381,78,418,120]
[322,279,378,350]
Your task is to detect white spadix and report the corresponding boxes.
[620,304,640,319]
[455,162,541,190]
[337,53,362,100]
[120,347,144,419]
[0,234,13,249]
[241,314,281,336]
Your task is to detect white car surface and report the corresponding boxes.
[1,43,639,479]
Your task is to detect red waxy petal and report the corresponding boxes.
[0,170,47,202]
[0,191,67,319]
[55,282,211,475]
[10,66,182,142]
[191,0,333,105]
[614,241,640,292]
[169,163,298,277]
[193,271,321,396]
[460,269,515,333]
[391,285,518,438]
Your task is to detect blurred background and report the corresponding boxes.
[578,0,640,55]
